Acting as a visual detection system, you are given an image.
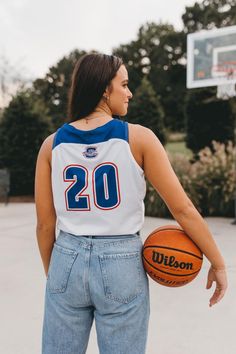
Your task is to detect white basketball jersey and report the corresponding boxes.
[51,118,146,235]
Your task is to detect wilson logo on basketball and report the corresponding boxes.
[152,251,193,270]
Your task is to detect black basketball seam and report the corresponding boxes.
[142,255,201,277]
[143,245,203,260]
[148,228,184,238]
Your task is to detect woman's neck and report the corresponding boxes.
[69,112,113,131]
[82,105,112,124]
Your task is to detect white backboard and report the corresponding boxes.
[187,25,236,88]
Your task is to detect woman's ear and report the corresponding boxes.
[104,83,113,97]
[103,87,109,100]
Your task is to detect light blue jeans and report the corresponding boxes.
[42,231,150,354]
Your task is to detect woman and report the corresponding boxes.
[35,53,227,354]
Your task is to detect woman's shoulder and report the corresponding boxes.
[128,122,152,133]
[127,122,165,162]
[127,122,158,143]
[41,133,56,149]
[37,133,56,162]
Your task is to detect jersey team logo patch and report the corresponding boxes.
[83,146,98,158]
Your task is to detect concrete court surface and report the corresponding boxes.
[0,202,235,354]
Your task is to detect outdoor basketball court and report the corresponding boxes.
[0,23,236,354]
[0,202,235,354]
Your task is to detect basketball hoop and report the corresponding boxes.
[217,83,236,99]
[187,26,236,225]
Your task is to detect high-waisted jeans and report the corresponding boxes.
[42,230,150,354]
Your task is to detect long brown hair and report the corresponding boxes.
[67,53,123,121]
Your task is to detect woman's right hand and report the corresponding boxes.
[206,266,228,307]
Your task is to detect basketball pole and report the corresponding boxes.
[233,200,236,225]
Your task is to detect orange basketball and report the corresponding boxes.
[142,225,203,287]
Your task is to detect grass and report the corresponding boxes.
[165,141,193,158]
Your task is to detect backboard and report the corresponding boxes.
[187,25,236,89]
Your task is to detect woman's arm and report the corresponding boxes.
[139,126,227,306]
[34,134,56,276]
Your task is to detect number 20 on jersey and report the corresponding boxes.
[64,162,121,211]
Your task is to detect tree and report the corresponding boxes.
[33,49,88,130]
[127,77,166,145]
[0,92,50,195]
[0,55,29,109]
[185,88,234,155]
[113,23,187,132]
[145,26,187,131]
[182,0,236,33]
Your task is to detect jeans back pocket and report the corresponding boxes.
[47,243,78,294]
[99,251,142,304]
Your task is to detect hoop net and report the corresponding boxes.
[217,83,236,99]
[212,60,236,99]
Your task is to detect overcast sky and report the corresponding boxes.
[0,0,197,80]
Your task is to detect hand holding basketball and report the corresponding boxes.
[142,224,228,306]
[206,266,228,307]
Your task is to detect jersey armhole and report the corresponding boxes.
[124,122,145,174]
[52,128,61,150]
[124,121,129,142]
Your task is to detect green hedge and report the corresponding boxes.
[144,141,236,217]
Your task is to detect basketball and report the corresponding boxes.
[142,225,203,287]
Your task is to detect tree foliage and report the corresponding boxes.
[28,2,236,135]
[0,92,50,195]
[33,49,88,130]
[182,0,236,33]
[127,77,166,144]
[113,23,187,131]
[0,55,28,108]
[185,88,235,155]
